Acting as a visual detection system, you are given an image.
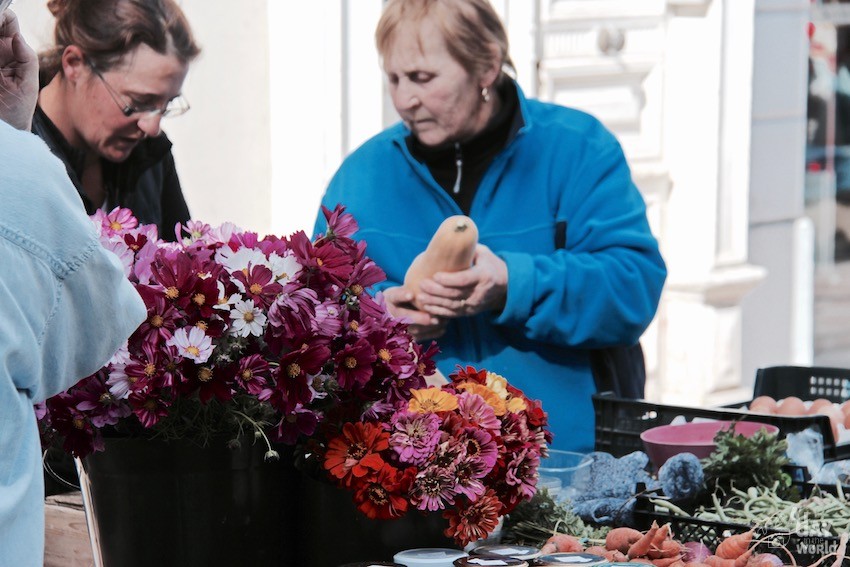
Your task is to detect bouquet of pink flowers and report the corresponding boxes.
[37,205,551,545]
[321,365,551,546]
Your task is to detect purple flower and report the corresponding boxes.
[457,391,501,431]
[388,410,441,467]
[410,465,457,512]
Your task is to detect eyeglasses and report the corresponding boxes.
[88,62,190,118]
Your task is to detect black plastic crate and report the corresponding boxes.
[592,392,842,461]
[754,365,850,403]
[633,491,847,566]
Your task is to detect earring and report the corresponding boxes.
[481,86,490,103]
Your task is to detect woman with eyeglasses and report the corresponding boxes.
[33,0,200,242]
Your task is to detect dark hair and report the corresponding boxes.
[40,0,201,84]
[376,0,514,84]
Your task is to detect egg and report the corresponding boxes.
[807,398,836,415]
[814,406,844,442]
[776,396,807,416]
[748,395,777,414]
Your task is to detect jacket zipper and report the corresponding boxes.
[452,142,462,194]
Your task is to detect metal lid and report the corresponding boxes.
[534,552,609,566]
[471,545,541,560]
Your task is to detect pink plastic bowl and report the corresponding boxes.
[640,420,779,469]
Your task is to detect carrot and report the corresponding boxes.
[732,547,754,567]
[652,523,671,546]
[541,533,583,555]
[606,527,643,553]
[628,521,660,559]
[603,549,629,563]
[649,539,685,560]
[584,545,608,556]
[715,530,754,560]
[703,555,735,567]
[652,555,684,567]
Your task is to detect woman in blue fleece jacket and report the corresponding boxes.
[313,0,666,452]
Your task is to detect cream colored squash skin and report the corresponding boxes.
[403,215,478,310]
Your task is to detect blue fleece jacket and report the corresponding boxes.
[313,83,666,452]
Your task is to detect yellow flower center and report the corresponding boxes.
[349,321,359,331]
[378,348,391,362]
[350,284,363,296]
[192,293,206,306]
[344,356,358,369]
[197,367,213,382]
[186,346,201,357]
[109,221,123,231]
[249,283,263,295]
[99,393,112,404]
[144,363,156,377]
[73,418,85,430]
[243,311,255,323]
[240,370,253,381]
[196,321,208,331]
[165,286,179,299]
[287,363,301,378]
[150,314,164,328]
[317,258,324,267]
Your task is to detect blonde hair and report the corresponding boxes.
[375,0,514,84]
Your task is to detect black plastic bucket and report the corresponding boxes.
[83,436,292,567]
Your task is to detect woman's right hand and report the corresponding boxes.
[382,286,447,341]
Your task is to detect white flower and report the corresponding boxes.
[229,298,267,337]
[108,341,132,367]
[107,368,132,400]
[268,252,303,284]
[166,326,214,363]
[213,281,242,311]
[215,247,268,275]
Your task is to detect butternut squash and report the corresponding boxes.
[403,215,478,310]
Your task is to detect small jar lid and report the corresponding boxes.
[534,552,609,566]
[393,548,468,566]
[454,557,529,566]
[471,545,541,560]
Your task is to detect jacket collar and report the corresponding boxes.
[389,79,531,147]
[31,104,173,194]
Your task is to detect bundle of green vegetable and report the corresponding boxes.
[701,425,795,500]
[501,489,609,547]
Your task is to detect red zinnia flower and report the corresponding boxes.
[443,488,503,547]
[354,463,414,520]
[323,422,388,488]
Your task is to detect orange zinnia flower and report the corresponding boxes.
[408,387,459,414]
[323,421,388,488]
[456,382,507,416]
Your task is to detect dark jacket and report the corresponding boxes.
[31,106,190,241]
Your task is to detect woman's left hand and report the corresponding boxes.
[417,244,508,318]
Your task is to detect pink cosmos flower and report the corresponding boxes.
[94,207,138,236]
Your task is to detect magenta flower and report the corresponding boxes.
[388,410,441,467]
[334,338,377,390]
[38,206,566,555]
[410,465,457,512]
[273,404,320,444]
